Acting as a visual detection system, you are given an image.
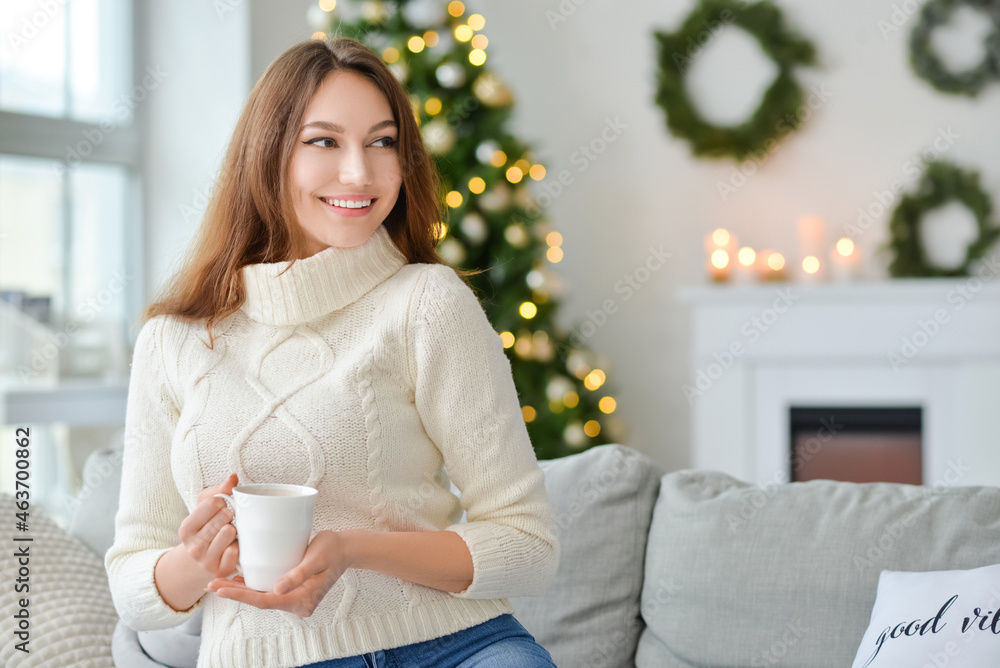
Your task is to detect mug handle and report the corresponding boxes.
[213,493,242,579]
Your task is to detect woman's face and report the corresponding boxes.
[287,70,402,256]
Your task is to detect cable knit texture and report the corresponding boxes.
[104,225,559,668]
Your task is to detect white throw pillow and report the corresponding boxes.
[852,563,1000,668]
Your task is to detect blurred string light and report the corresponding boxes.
[469,49,487,66]
[319,0,336,11]
[598,396,617,413]
[490,150,507,167]
[519,301,538,319]
[424,97,442,115]
[445,191,463,208]
[584,369,606,390]
[312,31,326,40]
[424,30,440,47]
[529,164,546,180]
[455,25,473,41]
[448,1,465,17]
[546,230,563,263]
[382,47,400,63]
[712,228,730,246]
[563,391,579,408]
[767,252,786,271]
[500,331,515,348]
[802,255,820,274]
[468,176,485,193]
[505,166,523,183]
[583,420,601,437]
[408,36,425,52]
[522,405,536,422]
[468,13,485,30]
[737,246,756,266]
[433,222,448,240]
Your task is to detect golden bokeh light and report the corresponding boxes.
[519,302,538,319]
[583,420,601,437]
[500,331,515,348]
[584,369,606,391]
[445,191,463,208]
[522,405,537,422]
[490,150,507,167]
[447,1,465,17]
[712,228,730,246]
[563,391,580,408]
[471,34,488,50]
[318,0,336,11]
[836,237,855,256]
[505,166,523,183]
[529,164,546,180]
[737,247,756,266]
[546,231,563,247]
[468,177,486,194]
[382,47,400,63]
[767,252,786,271]
[546,247,564,263]
[468,13,486,30]
[407,36,425,53]
[711,249,729,269]
[455,24,473,41]
[802,256,820,274]
[469,49,487,66]
[423,30,440,47]
[598,396,617,414]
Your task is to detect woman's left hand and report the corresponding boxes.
[205,530,350,617]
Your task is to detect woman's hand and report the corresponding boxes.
[205,530,350,617]
[177,473,241,580]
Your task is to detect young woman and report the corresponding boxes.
[104,38,559,668]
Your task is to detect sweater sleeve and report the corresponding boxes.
[104,315,203,630]
[409,264,560,599]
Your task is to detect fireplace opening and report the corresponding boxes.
[789,407,922,484]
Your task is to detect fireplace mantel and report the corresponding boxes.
[678,278,1000,486]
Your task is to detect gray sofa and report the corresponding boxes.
[4,441,1000,667]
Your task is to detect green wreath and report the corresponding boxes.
[909,0,1000,97]
[887,161,999,277]
[653,0,818,162]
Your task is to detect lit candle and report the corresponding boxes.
[830,237,861,282]
[709,248,731,282]
[734,246,757,283]
[796,216,827,281]
[705,228,736,283]
[759,250,788,282]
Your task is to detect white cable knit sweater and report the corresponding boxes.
[104,225,559,668]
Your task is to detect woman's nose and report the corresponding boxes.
[338,146,372,185]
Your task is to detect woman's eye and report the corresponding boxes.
[304,137,336,148]
[372,137,398,148]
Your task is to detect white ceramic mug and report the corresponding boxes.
[214,483,318,592]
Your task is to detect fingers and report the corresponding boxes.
[196,473,239,503]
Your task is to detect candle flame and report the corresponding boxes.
[767,252,786,271]
[712,228,730,247]
[836,237,855,257]
[711,249,730,269]
[802,256,820,274]
[737,247,756,266]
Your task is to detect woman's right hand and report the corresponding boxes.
[177,473,241,579]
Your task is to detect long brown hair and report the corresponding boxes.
[141,38,453,346]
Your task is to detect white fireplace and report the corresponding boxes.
[678,279,1000,487]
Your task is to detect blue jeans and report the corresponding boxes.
[298,614,556,667]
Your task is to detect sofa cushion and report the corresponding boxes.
[0,491,119,668]
[637,471,1000,668]
[511,444,663,668]
[851,563,1000,668]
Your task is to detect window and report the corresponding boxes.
[1,0,139,527]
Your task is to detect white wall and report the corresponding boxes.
[139,0,251,307]
[163,1,1000,473]
[468,0,1000,471]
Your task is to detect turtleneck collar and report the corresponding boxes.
[240,225,407,326]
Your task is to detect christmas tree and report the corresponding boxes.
[311,0,625,459]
